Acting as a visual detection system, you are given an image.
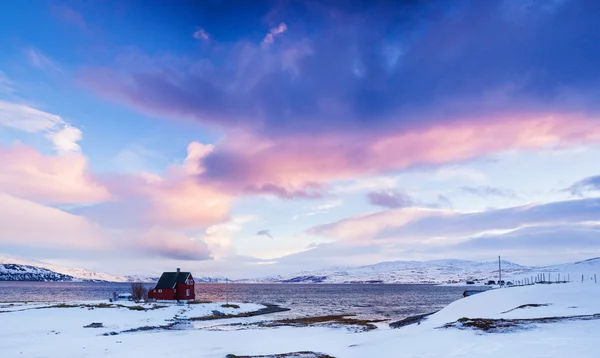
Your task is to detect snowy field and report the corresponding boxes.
[1,283,600,357]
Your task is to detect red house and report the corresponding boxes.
[147,268,195,302]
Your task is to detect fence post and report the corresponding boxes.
[595,274,597,284]
[558,273,560,283]
[582,274,584,283]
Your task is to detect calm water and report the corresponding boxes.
[0,282,473,320]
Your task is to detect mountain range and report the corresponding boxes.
[1,253,599,284]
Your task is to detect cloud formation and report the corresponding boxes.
[367,190,414,209]
[78,141,231,229]
[0,100,82,153]
[0,143,110,204]
[26,48,62,73]
[135,228,212,261]
[81,0,600,198]
[262,22,287,45]
[297,197,600,266]
[193,28,209,41]
[567,175,600,196]
[197,114,600,197]
[460,186,520,199]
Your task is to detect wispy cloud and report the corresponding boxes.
[292,201,341,220]
[460,185,520,199]
[257,229,274,239]
[193,28,209,41]
[367,190,414,209]
[0,71,14,95]
[262,22,287,45]
[0,100,82,153]
[26,48,62,73]
[51,4,87,29]
[567,175,600,196]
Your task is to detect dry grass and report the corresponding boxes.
[500,303,550,314]
[389,311,438,329]
[443,313,600,332]
[189,304,290,321]
[226,352,336,358]
[120,321,178,333]
[262,315,385,331]
[221,304,241,309]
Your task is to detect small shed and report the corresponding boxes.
[147,268,195,302]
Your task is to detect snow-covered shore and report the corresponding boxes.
[2,283,600,357]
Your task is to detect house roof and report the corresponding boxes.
[153,271,191,289]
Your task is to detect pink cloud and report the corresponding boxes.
[0,192,214,261]
[0,143,110,204]
[0,192,107,250]
[200,113,600,197]
[135,228,212,260]
[262,23,288,45]
[97,142,231,229]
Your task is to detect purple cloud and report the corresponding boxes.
[567,175,600,196]
[367,190,414,209]
[460,186,520,199]
[377,197,600,240]
[82,0,600,136]
[78,1,600,198]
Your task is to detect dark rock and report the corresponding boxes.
[84,322,104,328]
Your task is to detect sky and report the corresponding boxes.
[1,0,600,278]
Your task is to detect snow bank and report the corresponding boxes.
[426,282,600,326]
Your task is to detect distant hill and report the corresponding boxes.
[240,258,600,284]
[0,263,77,282]
[0,254,157,282]
[2,253,599,284]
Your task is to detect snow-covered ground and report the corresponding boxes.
[1,282,600,357]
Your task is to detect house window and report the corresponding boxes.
[174,289,176,293]
[158,289,162,293]
[186,289,190,296]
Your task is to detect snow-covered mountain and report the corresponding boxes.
[0,264,77,282]
[2,253,599,284]
[0,255,157,282]
[240,258,600,284]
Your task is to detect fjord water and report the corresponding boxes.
[0,282,470,320]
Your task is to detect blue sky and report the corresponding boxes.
[1,0,600,277]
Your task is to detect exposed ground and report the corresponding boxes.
[189,304,290,321]
[389,311,438,328]
[256,315,386,332]
[442,313,600,333]
[226,352,335,358]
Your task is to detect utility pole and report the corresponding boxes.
[499,256,502,287]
